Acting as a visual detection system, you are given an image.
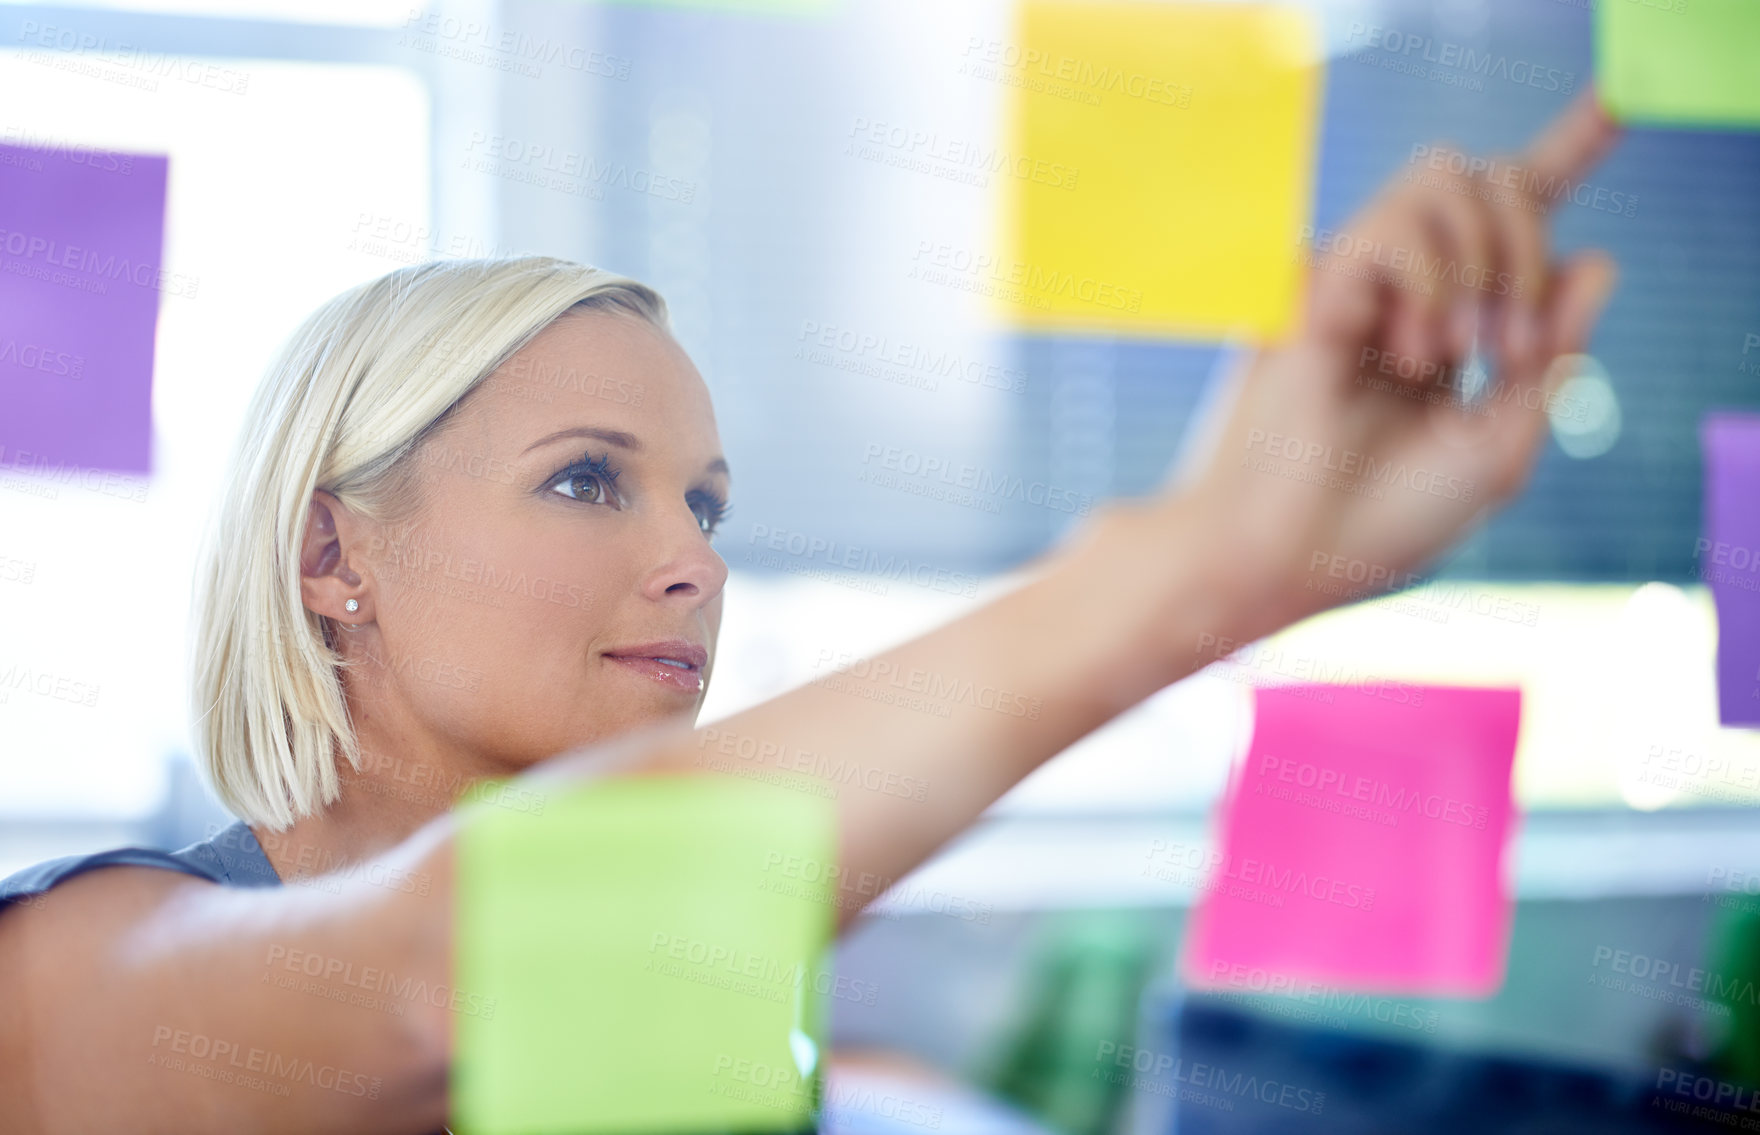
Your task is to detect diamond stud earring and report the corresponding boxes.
[344,599,359,613]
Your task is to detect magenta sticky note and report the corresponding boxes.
[1703,414,1760,727]
[1183,684,1522,997]
[0,141,167,474]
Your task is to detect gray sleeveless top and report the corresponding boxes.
[0,823,811,1135]
[0,820,281,910]
[0,825,463,1133]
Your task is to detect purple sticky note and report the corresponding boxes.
[1703,414,1760,728]
[0,141,168,474]
[1183,684,1522,997]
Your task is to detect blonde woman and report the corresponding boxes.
[0,94,1620,1133]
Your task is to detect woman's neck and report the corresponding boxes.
[248,683,514,885]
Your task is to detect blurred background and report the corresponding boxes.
[1,0,1758,1131]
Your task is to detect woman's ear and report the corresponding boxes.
[299,490,370,623]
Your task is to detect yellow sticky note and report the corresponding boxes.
[1001,1,1323,340]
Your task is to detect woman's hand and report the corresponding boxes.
[1170,88,1623,644]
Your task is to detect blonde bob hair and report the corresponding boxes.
[191,256,668,829]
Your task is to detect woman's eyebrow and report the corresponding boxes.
[522,425,731,480]
[522,426,642,456]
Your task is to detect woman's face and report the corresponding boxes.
[341,307,729,773]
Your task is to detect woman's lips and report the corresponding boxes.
[603,643,706,694]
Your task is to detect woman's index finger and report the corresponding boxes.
[1519,86,1625,199]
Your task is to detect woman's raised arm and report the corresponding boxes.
[0,90,1619,1134]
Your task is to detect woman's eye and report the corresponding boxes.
[550,470,613,505]
[691,495,731,537]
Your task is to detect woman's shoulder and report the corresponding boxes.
[0,820,282,913]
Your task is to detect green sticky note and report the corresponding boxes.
[452,775,836,1135]
[1596,0,1760,129]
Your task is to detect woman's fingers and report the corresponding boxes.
[1520,87,1624,194]
[1308,91,1620,396]
[1416,156,1496,368]
[1474,153,1548,374]
[1484,250,1619,502]
[1547,250,1619,359]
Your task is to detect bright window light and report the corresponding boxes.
[0,0,415,27]
[0,53,429,816]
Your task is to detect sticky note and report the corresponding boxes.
[0,141,166,474]
[1703,414,1760,727]
[1183,685,1522,996]
[452,776,836,1135]
[1000,1,1322,340]
[1596,0,1760,129]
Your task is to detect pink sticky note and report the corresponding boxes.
[1183,684,1522,997]
[1702,414,1760,727]
[0,141,167,474]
